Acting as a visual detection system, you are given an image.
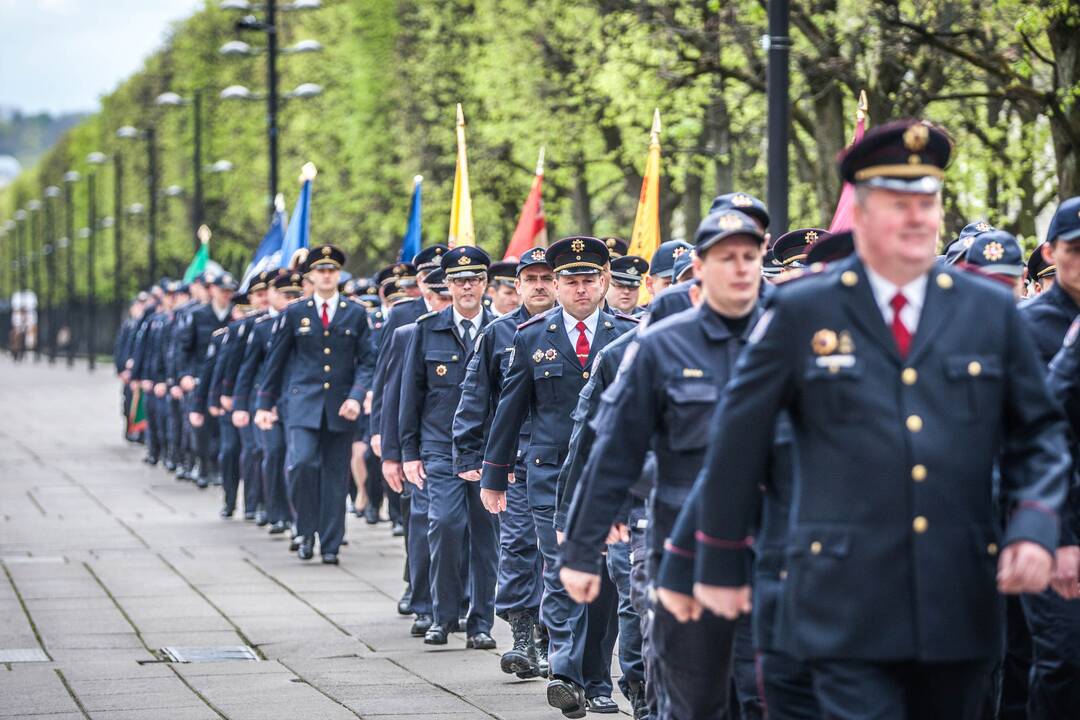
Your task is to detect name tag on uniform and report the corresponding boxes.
[815,354,855,369]
[298,326,311,334]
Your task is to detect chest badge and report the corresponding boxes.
[838,331,855,354]
[544,348,558,361]
[300,318,310,326]
[435,364,448,377]
[533,350,544,364]
[812,329,838,355]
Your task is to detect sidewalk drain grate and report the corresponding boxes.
[0,649,50,662]
[161,646,259,663]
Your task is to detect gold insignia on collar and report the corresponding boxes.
[301,317,311,326]
[975,222,991,232]
[732,193,752,207]
[838,330,855,354]
[533,350,544,363]
[571,239,586,253]
[531,249,545,261]
[458,254,472,265]
[435,364,448,376]
[903,123,929,152]
[841,270,858,287]
[812,329,839,356]
[936,273,954,289]
[983,241,1005,262]
[545,348,558,361]
[805,230,819,245]
[719,213,743,231]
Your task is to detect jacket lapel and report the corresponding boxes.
[546,311,584,370]
[904,266,958,366]
[587,311,622,367]
[840,257,903,366]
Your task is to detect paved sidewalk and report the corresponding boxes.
[0,358,628,719]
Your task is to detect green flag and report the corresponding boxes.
[183,225,211,282]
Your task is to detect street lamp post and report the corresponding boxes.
[112,154,124,313]
[44,185,60,362]
[86,151,107,371]
[156,89,206,246]
[62,170,80,367]
[26,199,43,361]
[117,126,159,287]
[765,0,791,235]
[220,0,323,216]
[13,209,27,300]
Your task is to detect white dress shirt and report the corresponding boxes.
[212,304,230,322]
[864,266,928,335]
[452,307,482,344]
[315,291,340,325]
[563,307,600,346]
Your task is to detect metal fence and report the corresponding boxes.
[0,301,123,368]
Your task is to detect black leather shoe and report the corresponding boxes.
[268,521,287,535]
[243,511,256,521]
[391,522,405,537]
[321,553,338,565]
[465,632,496,650]
[546,679,586,719]
[289,534,303,552]
[398,587,413,616]
[297,538,314,560]
[195,475,208,489]
[254,510,268,527]
[364,504,380,524]
[163,460,177,472]
[219,507,233,518]
[585,696,619,714]
[410,614,433,637]
[424,624,449,645]
[143,454,159,466]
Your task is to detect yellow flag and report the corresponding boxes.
[628,109,662,302]
[448,103,476,248]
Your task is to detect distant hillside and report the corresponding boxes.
[0,108,89,174]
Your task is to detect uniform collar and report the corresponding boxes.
[562,307,600,336]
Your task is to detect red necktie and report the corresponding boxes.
[890,292,911,358]
[575,321,590,367]
[321,302,330,329]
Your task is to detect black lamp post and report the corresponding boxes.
[62,170,80,367]
[44,185,61,363]
[766,0,791,235]
[117,126,159,287]
[86,151,107,371]
[26,199,43,361]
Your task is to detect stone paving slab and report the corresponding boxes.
[0,358,630,718]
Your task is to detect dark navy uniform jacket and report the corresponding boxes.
[234,313,278,414]
[165,300,197,387]
[1042,317,1080,546]
[256,295,377,433]
[399,305,495,461]
[370,298,426,439]
[695,255,1069,662]
[452,304,532,476]
[560,302,764,573]
[1020,281,1080,364]
[114,318,138,373]
[379,324,416,463]
[128,304,158,381]
[178,304,230,379]
[480,307,637,507]
[194,327,227,413]
[217,313,262,401]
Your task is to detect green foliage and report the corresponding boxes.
[2,0,1078,303]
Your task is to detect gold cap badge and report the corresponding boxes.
[571,239,585,253]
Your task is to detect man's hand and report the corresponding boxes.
[997,540,1053,594]
[382,460,403,493]
[208,406,223,417]
[119,370,131,383]
[556,530,565,545]
[657,587,704,623]
[606,523,630,545]
[254,409,275,431]
[363,390,373,415]
[179,375,195,392]
[693,583,752,620]
[370,434,382,458]
[403,460,426,489]
[189,411,205,428]
[140,380,153,392]
[1051,545,1080,600]
[153,383,167,398]
[220,396,233,411]
[561,567,601,604]
[169,386,183,400]
[458,469,481,482]
[480,489,506,514]
[338,398,362,421]
[232,411,250,428]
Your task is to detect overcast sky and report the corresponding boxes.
[0,0,204,115]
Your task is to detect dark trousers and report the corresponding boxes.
[760,649,821,720]
[218,414,241,512]
[533,502,589,686]
[583,556,619,699]
[424,450,499,635]
[166,395,183,464]
[494,471,542,618]
[1022,587,1080,719]
[607,539,646,695]
[145,390,162,458]
[629,507,657,715]
[652,602,737,720]
[809,658,992,720]
[240,423,263,512]
[406,479,433,615]
[286,420,351,556]
[258,422,290,524]
[363,446,385,515]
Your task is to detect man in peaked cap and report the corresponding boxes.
[688,119,1068,719]
[961,230,1025,297]
[479,236,638,718]
[400,245,498,647]
[710,192,771,233]
[1026,242,1056,296]
[648,240,694,297]
[601,236,630,259]
[772,228,831,271]
[943,220,995,265]
[255,244,378,564]
[1021,197,1080,362]
[487,260,521,315]
[607,255,650,315]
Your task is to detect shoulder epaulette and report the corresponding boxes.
[517,307,558,330]
[212,327,229,337]
[416,310,439,323]
[286,296,306,305]
[255,314,275,324]
[612,310,641,324]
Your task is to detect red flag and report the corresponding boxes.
[503,147,548,260]
[828,91,869,233]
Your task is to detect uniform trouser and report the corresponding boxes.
[808,658,992,720]
[363,446,384,514]
[424,449,500,635]
[583,557,619,699]
[400,489,413,585]
[122,384,133,436]
[494,470,542,618]
[240,423,263,512]
[607,539,645,697]
[1021,587,1080,719]
[759,649,821,720]
[258,421,290,524]
[166,395,183,463]
[286,419,351,556]
[144,389,162,458]
[179,393,194,466]
[405,479,433,615]
[628,506,657,715]
[218,413,241,511]
[151,393,168,459]
[532,502,589,687]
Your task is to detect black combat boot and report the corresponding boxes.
[500,610,541,678]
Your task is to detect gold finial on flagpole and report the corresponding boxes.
[456,103,465,127]
[300,162,317,182]
[650,108,662,144]
[856,90,869,123]
[535,147,545,175]
[197,224,211,244]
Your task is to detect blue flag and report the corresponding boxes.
[398,175,423,262]
[280,174,313,269]
[240,196,288,292]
